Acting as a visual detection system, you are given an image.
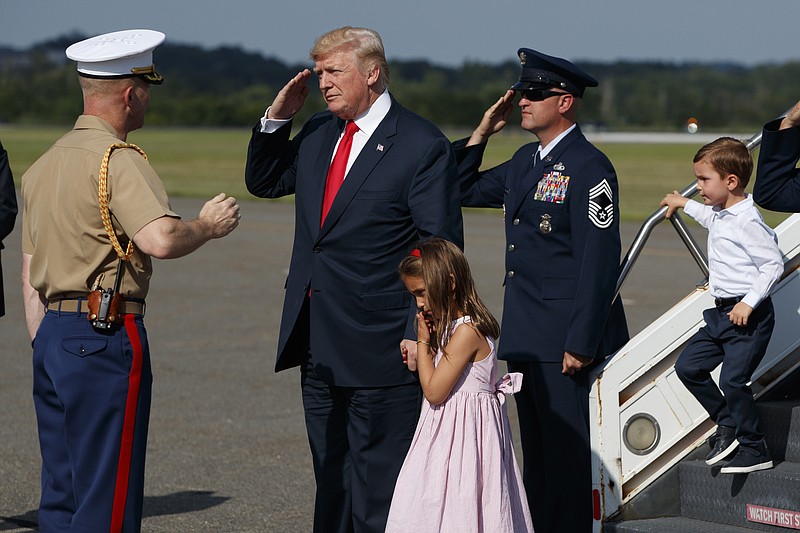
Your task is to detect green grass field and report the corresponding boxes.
[0,125,791,226]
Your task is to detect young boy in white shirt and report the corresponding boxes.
[661,137,784,474]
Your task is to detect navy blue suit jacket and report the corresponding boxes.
[245,96,464,387]
[455,126,628,363]
[0,140,17,317]
[753,119,800,212]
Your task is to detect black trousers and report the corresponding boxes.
[301,361,421,533]
[675,298,775,447]
[508,360,593,533]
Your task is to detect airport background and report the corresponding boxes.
[2,0,799,529]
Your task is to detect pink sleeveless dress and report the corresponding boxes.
[385,316,534,532]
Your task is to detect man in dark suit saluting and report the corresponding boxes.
[0,140,18,317]
[245,26,463,533]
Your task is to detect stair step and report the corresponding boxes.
[604,516,774,532]
[759,401,800,462]
[679,459,800,531]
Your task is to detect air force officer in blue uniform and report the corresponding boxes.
[245,27,463,533]
[454,49,629,533]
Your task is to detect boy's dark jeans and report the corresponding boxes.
[675,297,775,447]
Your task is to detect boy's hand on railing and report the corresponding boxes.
[660,190,689,219]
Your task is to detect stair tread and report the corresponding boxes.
[604,516,774,532]
[679,459,800,530]
[682,458,800,478]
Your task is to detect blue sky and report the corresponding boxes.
[2,0,799,67]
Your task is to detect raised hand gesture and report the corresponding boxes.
[267,69,312,120]
[467,90,516,146]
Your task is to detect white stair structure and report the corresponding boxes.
[589,119,800,531]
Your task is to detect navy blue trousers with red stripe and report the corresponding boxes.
[33,311,152,533]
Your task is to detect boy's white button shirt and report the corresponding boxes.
[684,194,783,309]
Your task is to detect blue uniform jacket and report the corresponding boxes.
[753,118,800,212]
[245,96,464,387]
[454,126,628,363]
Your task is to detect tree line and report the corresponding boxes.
[1,34,799,131]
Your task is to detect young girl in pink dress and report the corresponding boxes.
[386,238,534,533]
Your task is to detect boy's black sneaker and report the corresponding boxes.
[705,425,738,466]
[720,441,773,474]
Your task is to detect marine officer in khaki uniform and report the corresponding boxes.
[21,30,240,533]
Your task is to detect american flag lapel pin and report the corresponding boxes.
[376,143,384,152]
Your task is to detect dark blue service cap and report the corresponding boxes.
[511,48,597,97]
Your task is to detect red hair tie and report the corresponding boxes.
[410,248,421,258]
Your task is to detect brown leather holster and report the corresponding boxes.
[87,289,126,325]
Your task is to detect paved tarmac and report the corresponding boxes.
[0,196,706,532]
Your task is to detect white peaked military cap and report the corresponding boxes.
[66,29,165,84]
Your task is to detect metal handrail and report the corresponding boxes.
[614,113,786,298]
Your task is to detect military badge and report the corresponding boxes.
[554,162,565,172]
[588,179,614,229]
[534,172,570,204]
[539,214,552,234]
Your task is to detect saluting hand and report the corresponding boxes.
[267,70,312,120]
[780,98,800,130]
[467,90,515,146]
[199,193,241,238]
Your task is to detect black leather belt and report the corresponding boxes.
[714,296,743,309]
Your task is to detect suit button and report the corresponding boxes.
[313,246,321,253]
[508,244,515,252]
[507,271,515,278]
[513,218,520,226]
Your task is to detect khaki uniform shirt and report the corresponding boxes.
[21,115,178,301]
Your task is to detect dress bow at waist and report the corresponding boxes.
[495,372,523,405]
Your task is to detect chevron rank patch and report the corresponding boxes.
[588,179,613,228]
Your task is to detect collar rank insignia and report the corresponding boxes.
[588,179,614,229]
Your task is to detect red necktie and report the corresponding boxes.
[321,120,359,226]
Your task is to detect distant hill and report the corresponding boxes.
[1,34,798,130]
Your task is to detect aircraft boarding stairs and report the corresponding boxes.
[591,120,800,532]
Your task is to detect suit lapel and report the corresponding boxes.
[316,102,398,240]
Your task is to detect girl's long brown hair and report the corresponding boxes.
[399,239,499,351]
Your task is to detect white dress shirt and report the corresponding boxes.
[535,124,576,162]
[260,90,392,178]
[683,194,783,308]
